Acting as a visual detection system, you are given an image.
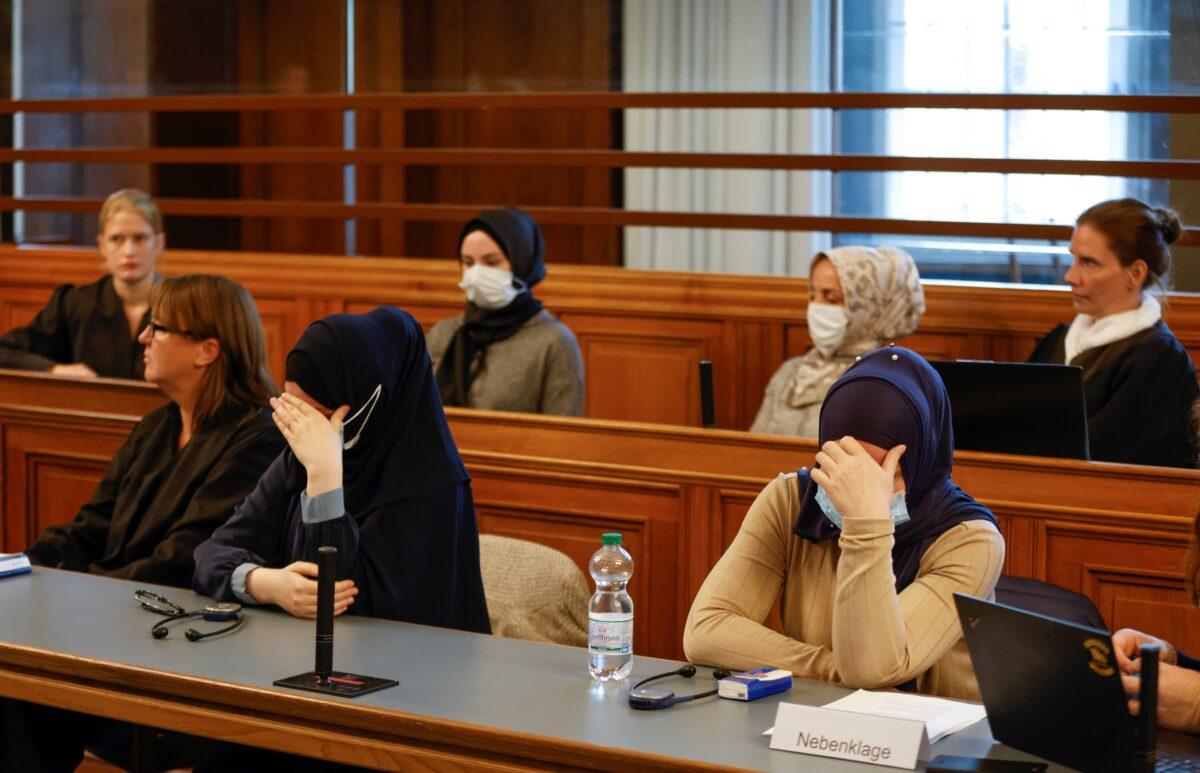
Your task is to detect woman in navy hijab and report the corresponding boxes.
[193,306,490,634]
[684,347,1004,699]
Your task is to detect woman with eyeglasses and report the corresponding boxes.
[0,188,165,379]
[426,207,584,416]
[4,275,283,772]
[193,306,491,634]
[23,274,282,585]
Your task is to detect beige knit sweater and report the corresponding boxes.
[426,309,584,417]
[684,473,1004,700]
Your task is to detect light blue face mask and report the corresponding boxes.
[814,485,910,530]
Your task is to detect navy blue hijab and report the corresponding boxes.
[792,346,997,591]
[284,306,468,516]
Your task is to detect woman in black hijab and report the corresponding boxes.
[684,347,1004,699]
[193,306,490,633]
[426,207,584,416]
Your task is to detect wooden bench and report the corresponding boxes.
[4,245,1200,430]
[3,369,1197,661]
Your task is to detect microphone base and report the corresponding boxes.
[274,670,398,698]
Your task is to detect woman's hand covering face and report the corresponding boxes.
[810,436,905,522]
[271,392,349,496]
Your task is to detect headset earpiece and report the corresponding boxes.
[151,626,169,639]
[677,664,697,677]
[184,628,202,641]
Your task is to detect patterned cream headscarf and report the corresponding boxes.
[786,246,925,408]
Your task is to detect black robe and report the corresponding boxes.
[0,275,150,378]
[1028,320,1198,468]
[25,404,283,588]
[192,458,491,634]
[193,306,491,636]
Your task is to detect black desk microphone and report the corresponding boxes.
[315,545,336,681]
[274,545,398,698]
[1134,643,1160,770]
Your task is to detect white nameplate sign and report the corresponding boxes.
[768,702,931,769]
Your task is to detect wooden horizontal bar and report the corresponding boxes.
[0,91,1197,114]
[2,147,1198,179]
[6,195,1197,243]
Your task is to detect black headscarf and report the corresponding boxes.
[792,346,997,591]
[284,306,468,515]
[436,207,546,407]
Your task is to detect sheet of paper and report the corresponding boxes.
[821,690,987,744]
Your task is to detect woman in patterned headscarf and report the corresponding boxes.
[750,246,925,438]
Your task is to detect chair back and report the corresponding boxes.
[994,575,1107,630]
[478,534,590,647]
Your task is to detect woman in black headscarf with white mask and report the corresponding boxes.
[193,306,490,634]
[684,347,1004,699]
[426,207,584,416]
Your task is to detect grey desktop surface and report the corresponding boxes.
[0,568,1062,772]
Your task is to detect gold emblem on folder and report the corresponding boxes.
[1083,637,1115,677]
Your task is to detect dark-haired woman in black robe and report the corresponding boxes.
[193,305,490,634]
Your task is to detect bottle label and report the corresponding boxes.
[588,612,633,655]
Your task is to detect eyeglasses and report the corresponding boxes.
[145,320,197,340]
[133,589,187,616]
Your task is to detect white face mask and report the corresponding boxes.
[807,302,849,358]
[340,383,382,450]
[459,264,523,310]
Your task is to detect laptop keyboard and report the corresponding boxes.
[1158,754,1200,771]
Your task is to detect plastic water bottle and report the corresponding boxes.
[588,532,634,681]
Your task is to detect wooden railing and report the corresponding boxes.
[0,91,1195,244]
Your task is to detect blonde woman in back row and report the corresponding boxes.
[750,246,925,438]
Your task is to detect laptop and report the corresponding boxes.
[930,360,1089,460]
[954,593,1200,772]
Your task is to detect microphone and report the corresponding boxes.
[316,546,336,681]
[1135,643,1159,768]
[273,545,398,698]
[699,360,715,429]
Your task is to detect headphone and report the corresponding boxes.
[135,590,245,642]
[627,664,730,710]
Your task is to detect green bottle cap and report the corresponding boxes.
[602,532,622,546]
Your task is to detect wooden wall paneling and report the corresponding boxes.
[341,301,461,332]
[724,320,782,432]
[467,461,684,658]
[1082,566,1200,653]
[0,286,57,330]
[250,295,313,387]
[558,312,724,426]
[0,413,129,551]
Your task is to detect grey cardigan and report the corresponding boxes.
[426,309,585,417]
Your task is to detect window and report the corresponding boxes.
[835,0,1185,284]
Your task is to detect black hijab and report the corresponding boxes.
[436,207,546,407]
[284,306,468,515]
[792,346,997,591]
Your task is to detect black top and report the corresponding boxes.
[25,404,283,588]
[192,461,491,634]
[193,306,490,635]
[0,275,151,378]
[1029,320,1199,468]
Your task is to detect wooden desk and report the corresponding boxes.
[4,245,1200,430]
[2,369,1198,662]
[0,567,1143,772]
